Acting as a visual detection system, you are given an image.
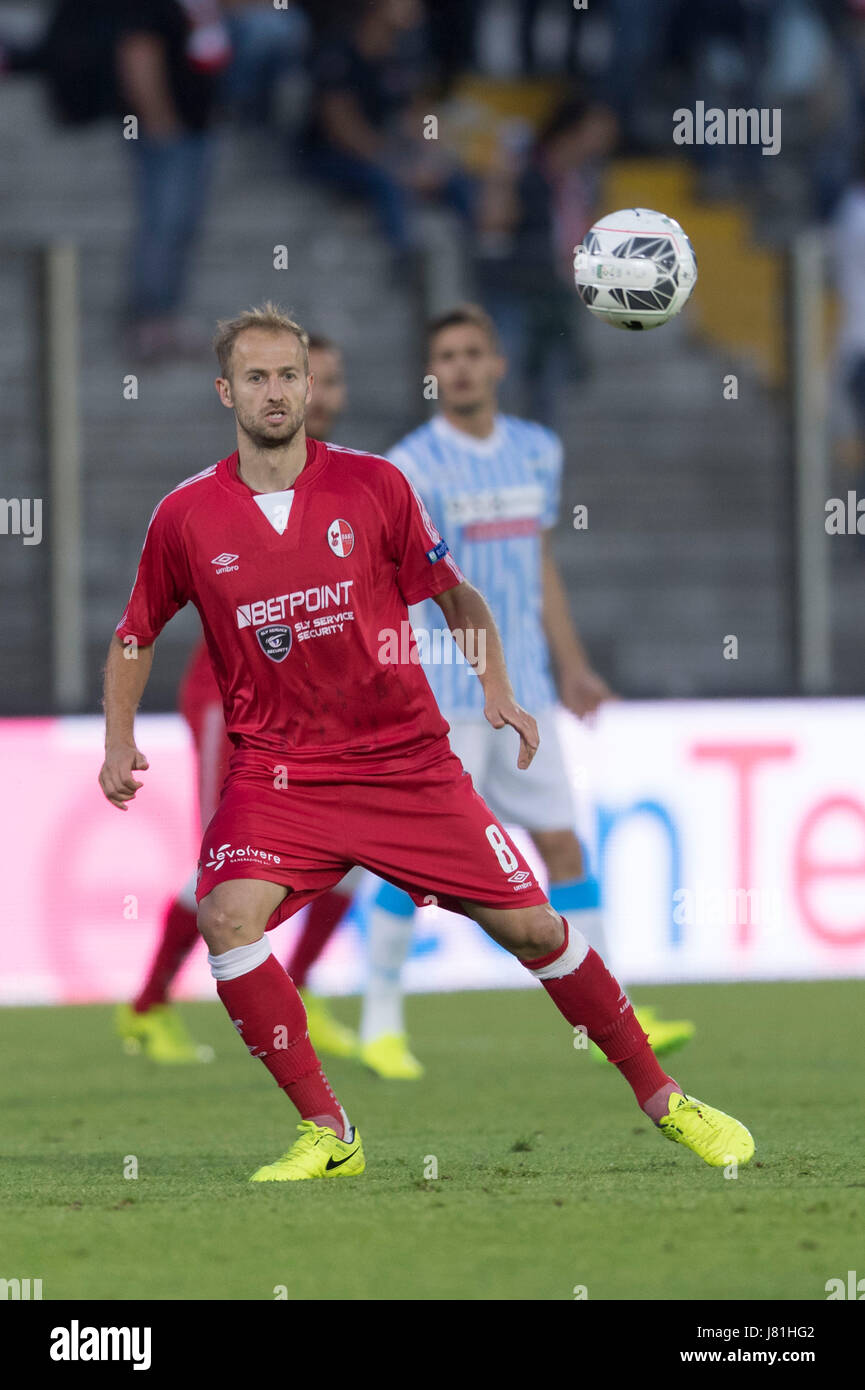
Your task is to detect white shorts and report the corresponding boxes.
[445,706,576,832]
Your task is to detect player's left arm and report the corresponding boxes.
[541,531,614,717]
[433,581,539,770]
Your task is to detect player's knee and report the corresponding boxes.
[197,892,265,952]
[511,903,565,959]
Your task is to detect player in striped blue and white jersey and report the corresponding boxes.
[355,304,695,1077]
[393,409,562,718]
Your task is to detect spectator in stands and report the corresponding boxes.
[300,0,473,263]
[426,0,481,93]
[221,0,309,128]
[474,96,617,424]
[116,0,232,361]
[518,0,581,75]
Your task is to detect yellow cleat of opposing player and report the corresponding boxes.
[249,1121,365,1182]
[657,1092,755,1168]
[359,1033,424,1080]
[115,1002,215,1064]
[588,1004,695,1064]
[634,1005,696,1056]
[299,988,360,1059]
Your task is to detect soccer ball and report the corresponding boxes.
[573,207,697,330]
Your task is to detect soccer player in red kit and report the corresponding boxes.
[99,302,754,1181]
[115,335,355,1063]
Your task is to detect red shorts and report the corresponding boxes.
[195,746,548,929]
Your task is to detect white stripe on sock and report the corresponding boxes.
[208,935,271,981]
[526,925,589,980]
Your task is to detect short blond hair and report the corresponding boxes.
[214,302,309,379]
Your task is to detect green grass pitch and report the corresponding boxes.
[0,981,862,1301]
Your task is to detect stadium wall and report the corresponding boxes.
[3,700,864,1005]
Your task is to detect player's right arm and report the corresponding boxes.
[99,493,190,809]
[434,580,539,770]
[99,637,154,810]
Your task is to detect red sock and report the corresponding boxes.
[134,898,200,1012]
[216,954,347,1137]
[525,925,679,1120]
[285,889,352,987]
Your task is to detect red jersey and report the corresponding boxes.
[116,439,465,780]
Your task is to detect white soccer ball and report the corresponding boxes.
[573,207,698,330]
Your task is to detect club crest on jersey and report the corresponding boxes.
[327,519,354,557]
[256,624,292,662]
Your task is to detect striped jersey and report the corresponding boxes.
[389,413,562,714]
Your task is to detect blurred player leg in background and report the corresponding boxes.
[284,864,367,1059]
[358,880,425,1078]
[115,640,228,1063]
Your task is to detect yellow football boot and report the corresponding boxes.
[657,1092,755,1168]
[249,1121,365,1182]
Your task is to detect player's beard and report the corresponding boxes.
[446,393,488,420]
[442,378,494,418]
[236,400,306,451]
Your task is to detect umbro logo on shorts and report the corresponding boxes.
[256,624,292,662]
[508,870,531,884]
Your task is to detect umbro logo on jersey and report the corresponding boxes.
[508,870,531,884]
[327,519,354,557]
[211,552,239,573]
[256,624,292,662]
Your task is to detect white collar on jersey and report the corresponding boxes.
[254,489,294,535]
[431,413,505,456]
